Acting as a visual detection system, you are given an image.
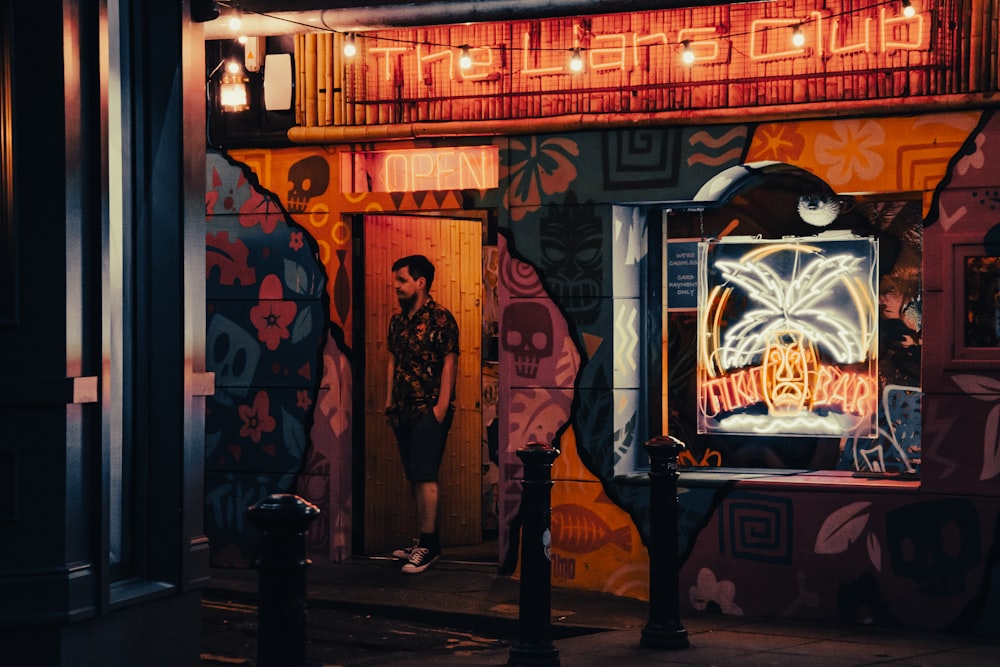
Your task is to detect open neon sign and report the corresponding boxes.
[340,146,499,193]
[697,238,879,438]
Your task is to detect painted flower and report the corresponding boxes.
[503,136,579,221]
[814,119,886,186]
[250,274,298,351]
[957,133,986,176]
[239,186,282,234]
[239,390,276,443]
[296,389,313,411]
[289,231,304,251]
[746,123,806,163]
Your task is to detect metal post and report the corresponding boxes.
[247,493,321,667]
[641,435,690,650]
[507,442,561,667]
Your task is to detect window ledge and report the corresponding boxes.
[616,468,920,492]
[109,578,175,608]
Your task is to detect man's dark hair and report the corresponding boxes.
[392,254,436,291]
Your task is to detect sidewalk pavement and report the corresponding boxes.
[204,548,1000,666]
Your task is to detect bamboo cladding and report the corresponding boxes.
[293,0,997,127]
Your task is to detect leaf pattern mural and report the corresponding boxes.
[866,532,882,572]
[815,501,872,554]
[952,375,1000,481]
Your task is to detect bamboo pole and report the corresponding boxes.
[287,90,1000,144]
[992,0,999,89]
[326,32,335,125]
[305,33,318,127]
[333,33,344,126]
[317,33,327,126]
[295,34,305,125]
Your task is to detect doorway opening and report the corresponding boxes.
[354,212,499,561]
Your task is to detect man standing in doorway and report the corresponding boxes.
[385,254,459,574]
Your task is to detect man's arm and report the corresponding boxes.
[386,354,396,410]
[434,352,458,422]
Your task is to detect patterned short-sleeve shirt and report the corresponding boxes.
[388,299,459,418]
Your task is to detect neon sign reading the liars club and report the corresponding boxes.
[361,0,929,82]
[697,238,879,438]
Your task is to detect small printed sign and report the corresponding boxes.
[666,240,699,310]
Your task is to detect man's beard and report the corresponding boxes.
[397,292,417,313]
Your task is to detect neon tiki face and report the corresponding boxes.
[761,330,819,416]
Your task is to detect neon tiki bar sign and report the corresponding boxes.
[697,238,879,438]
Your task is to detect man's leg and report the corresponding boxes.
[401,412,449,573]
[414,480,438,535]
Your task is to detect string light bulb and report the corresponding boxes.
[792,25,805,47]
[227,11,242,32]
[343,33,357,58]
[681,41,695,65]
[459,45,473,70]
[902,0,916,17]
[569,47,584,73]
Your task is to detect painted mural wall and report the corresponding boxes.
[209,108,1000,633]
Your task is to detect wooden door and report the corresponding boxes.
[363,214,482,553]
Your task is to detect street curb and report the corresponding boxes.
[202,584,612,641]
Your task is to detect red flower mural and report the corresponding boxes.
[296,389,313,411]
[239,390,276,443]
[503,136,579,221]
[250,274,297,351]
[239,180,282,234]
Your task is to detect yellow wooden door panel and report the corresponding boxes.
[363,214,482,553]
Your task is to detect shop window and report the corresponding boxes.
[659,193,922,475]
[963,256,1000,348]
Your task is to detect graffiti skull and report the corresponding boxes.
[502,302,553,378]
[887,499,980,597]
[207,314,261,406]
[287,155,330,213]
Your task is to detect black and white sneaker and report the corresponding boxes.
[392,540,418,560]
[401,546,439,574]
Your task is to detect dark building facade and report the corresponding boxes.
[0,2,210,665]
[200,0,1000,636]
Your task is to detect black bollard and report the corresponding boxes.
[641,435,690,650]
[247,493,321,667]
[507,442,561,667]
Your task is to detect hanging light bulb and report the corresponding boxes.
[343,33,357,58]
[227,11,242,32]
[220,59,249,112]
[681,41,695,65]
[459,45,473,70]
[792,25,805,47]
[902,0,916,17]
[568,48,584,73]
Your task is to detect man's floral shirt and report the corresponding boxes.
[387,299,459,419]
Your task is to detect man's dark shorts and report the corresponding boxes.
[390,408,454,482]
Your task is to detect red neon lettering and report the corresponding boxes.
[369,46,408,81]
[700,363,876,420]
